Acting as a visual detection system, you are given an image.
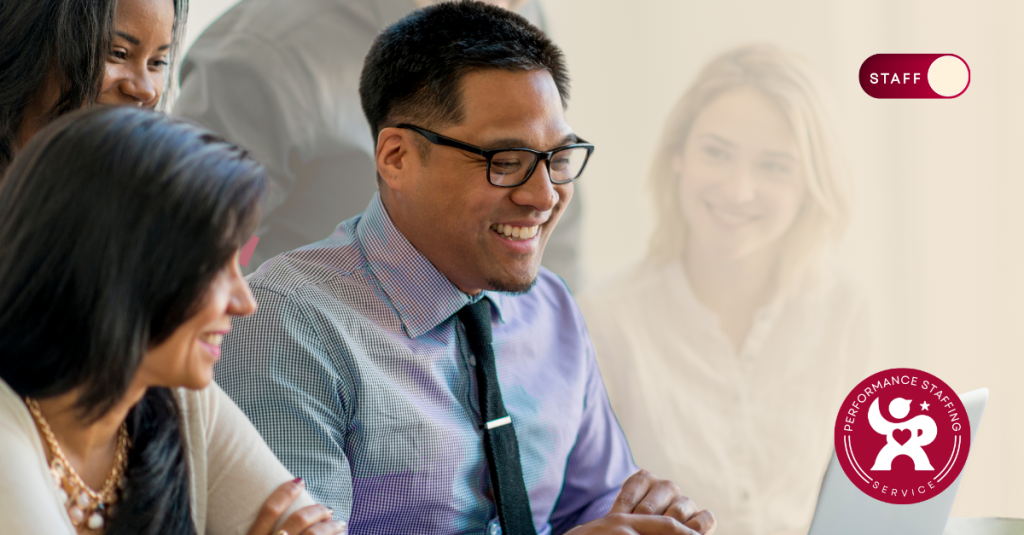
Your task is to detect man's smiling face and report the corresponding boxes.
[378,68,575,295]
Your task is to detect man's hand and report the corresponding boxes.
[566,469,716,535]
[565,513,707,535]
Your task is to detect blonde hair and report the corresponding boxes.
[647,44,851,293]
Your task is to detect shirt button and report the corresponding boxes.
[488,520,502,535]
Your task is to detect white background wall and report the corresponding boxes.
[185,0,1024,518]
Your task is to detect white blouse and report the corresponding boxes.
[577,259,871,535]
[0,379,315,534]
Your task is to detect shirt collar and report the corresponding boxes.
[356,193,505,338]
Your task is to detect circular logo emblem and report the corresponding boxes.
[834,368,971,504]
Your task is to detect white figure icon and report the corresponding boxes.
[868,397,937,471]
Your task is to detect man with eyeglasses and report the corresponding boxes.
[217,3,716,535]
[177,0,587,292]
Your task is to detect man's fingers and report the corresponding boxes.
[608,469,656,514]
[683,510,716,535]
[632,479,684,516]
[607,469,713,535]
[612,513,701,535]
[663,496,700,524]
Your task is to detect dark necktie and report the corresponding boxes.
[458,299,537,535]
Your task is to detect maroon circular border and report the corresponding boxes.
[833,368,971,504]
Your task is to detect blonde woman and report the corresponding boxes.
[578,44,870,535]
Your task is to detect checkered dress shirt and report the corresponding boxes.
[216,193,637,535]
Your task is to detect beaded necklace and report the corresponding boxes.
[25,398,129,532]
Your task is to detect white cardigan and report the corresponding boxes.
[0,379,315,534]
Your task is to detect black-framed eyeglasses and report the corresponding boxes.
[397,124,595,187]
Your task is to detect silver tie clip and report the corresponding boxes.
[485,415,512,430]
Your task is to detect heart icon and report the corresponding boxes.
[893,428,912,445]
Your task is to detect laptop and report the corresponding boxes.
[807,388,989,535]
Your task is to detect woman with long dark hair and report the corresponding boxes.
[0,106,346,535]
[0,0,188,173]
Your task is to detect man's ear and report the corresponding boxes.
[376,127,420,192]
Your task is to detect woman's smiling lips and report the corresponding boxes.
[705,202,760,228]
[197,330,230,359]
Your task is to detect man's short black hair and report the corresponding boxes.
[359,0,570,143]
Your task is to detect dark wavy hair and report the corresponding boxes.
[0,106,266,534]
[0,0,190,173]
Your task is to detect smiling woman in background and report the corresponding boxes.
[0,0,187,174]
[0,107,345,535]
[578,44,871,535]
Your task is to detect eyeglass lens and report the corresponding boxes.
[489,147,590,186]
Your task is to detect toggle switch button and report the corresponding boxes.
[859,54,970,99]
[928,55,970,97]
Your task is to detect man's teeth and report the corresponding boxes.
[491,223,539,240]
[199,333,224,346]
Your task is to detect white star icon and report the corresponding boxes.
[920,401,930,411]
